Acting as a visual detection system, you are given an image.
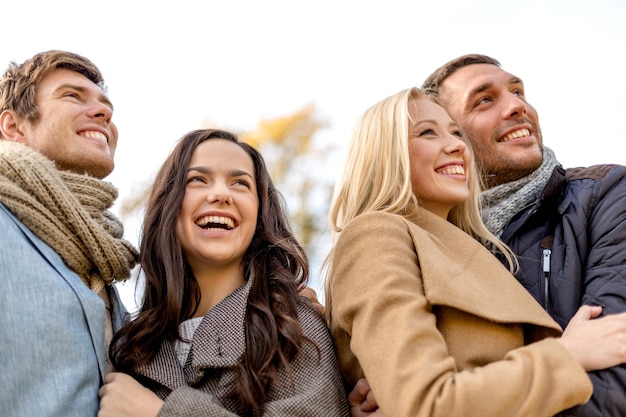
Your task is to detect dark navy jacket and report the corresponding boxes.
[498,164,626,416]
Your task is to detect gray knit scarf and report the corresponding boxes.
[480,147,559,237]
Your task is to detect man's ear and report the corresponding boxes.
[0,110,28,143]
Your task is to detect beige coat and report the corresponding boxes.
[328,209,592,417]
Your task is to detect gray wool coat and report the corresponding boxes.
[137,281,350,417]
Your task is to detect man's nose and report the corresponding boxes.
[502,93,527,119]
[88,99,113,123]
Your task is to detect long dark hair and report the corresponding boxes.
[110,129,310,415]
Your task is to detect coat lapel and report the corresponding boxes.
[1,205,108,380]
[137,281,250,390]
[138,340,188,391]
[408,209,561,332]
[188,282,248,369]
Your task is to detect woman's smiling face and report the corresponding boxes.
[408,98,471,219]
[176,139,259,273]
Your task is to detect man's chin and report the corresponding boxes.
[482,153,543,188]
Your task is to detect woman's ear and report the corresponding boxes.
[0,110,28,143]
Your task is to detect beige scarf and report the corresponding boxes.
[0,141,139,369]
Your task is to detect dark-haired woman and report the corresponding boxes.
[98,129,349,417]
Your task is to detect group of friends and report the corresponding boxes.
[1,50,625,417]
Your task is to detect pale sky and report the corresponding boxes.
[3,0,625,308]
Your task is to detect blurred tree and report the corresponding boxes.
[240,103,334,263]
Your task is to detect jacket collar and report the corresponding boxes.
[0,204,113,382]
[500,166,566,243]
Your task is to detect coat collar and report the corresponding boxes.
[138,280,250,390]
[499,166,565,242]
[406,208,561,332]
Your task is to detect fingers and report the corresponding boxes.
[570,305,603,323]
[104,372,118,384]
[348,378,370,406]
[348,378,378,412]
[363,388,379,411]
[587,305,603,319]
[559,305,626,371]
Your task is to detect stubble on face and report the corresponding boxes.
[466,130,543,188]
[437,65,544,189]
[24,69,118,179]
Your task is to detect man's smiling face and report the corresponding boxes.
[15,68,118,179]
[438,63,543,188]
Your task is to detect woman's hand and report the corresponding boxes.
[98,372,164,417]
[558,305,626,371]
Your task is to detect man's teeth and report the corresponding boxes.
[80,131,108,143]
[436,165,465,175]
[196,215,235,230]
[501,128,530,142]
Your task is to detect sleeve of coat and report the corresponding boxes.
[329,211,591,417]
[157,300,349,417]
[561,166,626,417]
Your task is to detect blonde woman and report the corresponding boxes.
[325,87,626,417]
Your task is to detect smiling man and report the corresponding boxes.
[423,54,626,416]
[0,50,139,417]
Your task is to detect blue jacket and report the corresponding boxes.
[0,204,129,417]
[499,164,626,417]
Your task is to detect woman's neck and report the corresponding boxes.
[191,263,246,317]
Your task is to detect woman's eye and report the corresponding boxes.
[233,179,251,188]
[186,176,205,184]
[452,130,464,138]
[419,129,435,137]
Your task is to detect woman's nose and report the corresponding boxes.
[445,135,466,154]
[206,182,232,205]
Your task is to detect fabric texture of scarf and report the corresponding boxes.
[480,146,559,237]
[0,141,139,368]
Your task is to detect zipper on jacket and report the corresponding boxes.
[542,249,551,310]
[540,236,554,311]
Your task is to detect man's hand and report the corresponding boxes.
[348,378,384,417]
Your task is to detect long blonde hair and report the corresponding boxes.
[324,87,517,311]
